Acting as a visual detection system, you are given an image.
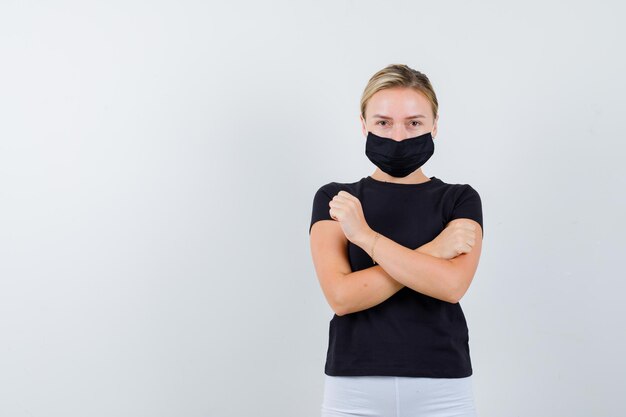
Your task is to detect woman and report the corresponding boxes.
[309,64,484,417]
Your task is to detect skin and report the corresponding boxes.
[310,86,483,314]
[360,85,439,185]
[333,86,479,255]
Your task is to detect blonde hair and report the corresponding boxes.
[360,64,439,122]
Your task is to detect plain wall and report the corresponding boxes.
[1,1,624,416]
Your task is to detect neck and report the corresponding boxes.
[370,169,431,185]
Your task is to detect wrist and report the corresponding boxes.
[355,227,377,251]
[357,228,380,265]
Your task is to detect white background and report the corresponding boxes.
[1,1,625,416]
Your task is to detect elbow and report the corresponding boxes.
[331,300,346,316]
[329,273,351,316]
[448,275,470,304]
[331,304,348,317]
[325,293,346,316]
[318,272,349,316]
[323,295,346,316]
[331,293,349,316]
[447,275,462,304]
[332,286,355,316]
[448,292,461,304]
[447,289,460,304]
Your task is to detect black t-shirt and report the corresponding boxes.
[309,175,483,378]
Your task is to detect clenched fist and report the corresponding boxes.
[328,191,372,245]
[428,219,479,259]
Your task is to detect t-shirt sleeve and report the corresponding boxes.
[448,184,484,238]
[309,184,335,234]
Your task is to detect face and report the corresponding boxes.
[360,86,438,141]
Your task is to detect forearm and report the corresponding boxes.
[336,242,438,316]
[355,230,458,304]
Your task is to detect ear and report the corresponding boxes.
[360,114,367,136]
[432,114,439,139]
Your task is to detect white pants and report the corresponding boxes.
[321,374,479,417]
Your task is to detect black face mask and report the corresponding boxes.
[365,131,435,178]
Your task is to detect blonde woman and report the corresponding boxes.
[309,64,483,417]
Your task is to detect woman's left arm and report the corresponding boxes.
[353,220,483,304]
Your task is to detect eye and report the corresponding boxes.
[376,120,388,126]
[410,121,421,127]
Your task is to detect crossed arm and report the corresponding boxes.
[309,219,483,316]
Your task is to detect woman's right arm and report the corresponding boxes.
[310,219,440,316]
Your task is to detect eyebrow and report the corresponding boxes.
[371,114,426,119]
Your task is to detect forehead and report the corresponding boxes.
[366,87,432,118]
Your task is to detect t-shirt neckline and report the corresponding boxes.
[363,175,441,189]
